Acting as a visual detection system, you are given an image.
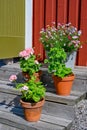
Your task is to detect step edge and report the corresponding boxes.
[0,110,68,130]
[0,85,86,105]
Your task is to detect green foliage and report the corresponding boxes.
[20,55,42,76]
[16,76,46,103]
[44,47,72,78]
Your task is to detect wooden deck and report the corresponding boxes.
[0,63,87,129]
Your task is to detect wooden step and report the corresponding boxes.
[41,65,87,92]
[0,63,87,129]
[0,81,86,121]
[0,63,21,81]
[0,123,21,130]
[0,63,87,92]
[72,66,87,92]
[0,104,72,130]
[0,80,86,105]
[46,90,86,105]
[0,91,81,120]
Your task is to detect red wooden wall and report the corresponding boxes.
[33,0,87,66]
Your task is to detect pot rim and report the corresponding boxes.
[52,73,75,81]
[20,98,45,108]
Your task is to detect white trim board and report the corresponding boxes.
[25,0,33,48]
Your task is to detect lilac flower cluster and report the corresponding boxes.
[40,22,82,53]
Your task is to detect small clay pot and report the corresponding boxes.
[20,98,45,122]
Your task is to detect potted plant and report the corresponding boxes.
[44,47,75,96]
[9,75,46,122]
[19,48,42,81]
[40,22,82,68]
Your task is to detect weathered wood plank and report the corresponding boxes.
[0,86,85,120]
[0,63,86,130]
[0,92,21,107]
[0,81,86,106]
[43,101,74,120]
[41,66,87,96]
[1,63,87,92]
[0,62,20,69]
[0,99,74,120]
[40,114,72,129]
[0,103,72,129]
[0,63,22,82]
[0,84,21,95]
[0,123,21,130]
[0,104,23,117]
[0,85,86,106]
[46,91,86,105]
[0,110,66,130]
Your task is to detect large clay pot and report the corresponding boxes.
[52,74,75,96]
[20,98,45,122]
[22,70,42,82]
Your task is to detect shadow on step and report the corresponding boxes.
[41,71,56,93]
[0,94,25,119]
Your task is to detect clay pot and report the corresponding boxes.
[52,74,75,96]
[22,70,42,82]
[20,98,45,122]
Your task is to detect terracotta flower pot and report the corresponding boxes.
[52,74,75,96]
[20,98,45,122]
[22,70,42,82]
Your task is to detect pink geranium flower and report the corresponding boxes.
[19,48,34,59]
[19,48,42,76]
[9,75,17,82]
[19,50,29,58]
[25,48,34,55]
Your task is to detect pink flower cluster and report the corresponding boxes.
[9,75,17,82]
[19,48,34,59]
[40,22,83,52]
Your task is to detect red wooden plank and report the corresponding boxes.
[77,0,87,66]
[32,0,87,65]
[33,0,45,61]
[45,0,56,25]
[68,0,80,27]
[57,0,68,23]
[68,0,80,65]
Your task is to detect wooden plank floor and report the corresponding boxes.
[0,105,72,130]
[0,79,86,106]
[0,63,87,129]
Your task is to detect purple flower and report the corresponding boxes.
[40,22,83,52]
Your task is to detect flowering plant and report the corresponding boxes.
[19,48,42,76]
[40,22,82,53]
[44,47,72,78]
[9,75,46,103]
